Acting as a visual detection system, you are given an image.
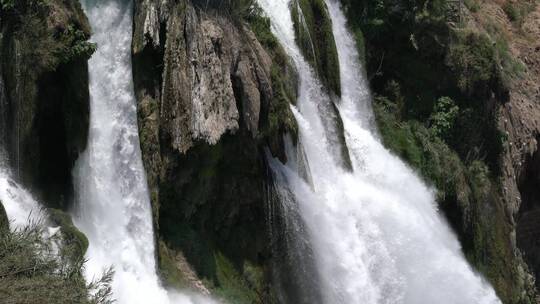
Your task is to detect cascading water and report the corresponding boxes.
[0,166,45,230]
[71,1,213,303]
[258,0,503,303]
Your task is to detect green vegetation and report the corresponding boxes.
[340,0,535,301]
[503,2,521,22]
[48,209,89,260]
[502,0,537,26]
[446,31,498,96]
[212,253,265,303]
[157,132,276,302]
[0,219,113,304]
[429,96,459,141]
[464,0,480,13]
[57,25,97,64]
[1,0,95,73]
[245,4,299,158]
[158,241,189,289]
[291,0,341,96]
[373,96,537,302]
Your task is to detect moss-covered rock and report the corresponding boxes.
[292,0,341,96]
[0,0,93,209]
[0,217,113,303]
[132,1,297,301]
[337,2,534,300]
[47,208,89,260]
[246,9,299,160]
[373,94,534,302]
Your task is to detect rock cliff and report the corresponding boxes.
[132,0,297,300]
[0,0,94,209]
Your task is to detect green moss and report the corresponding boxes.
[484,20,526,89]
[464,0,480,13]
[446,30,498,96]
[503,2,520,22]
[246,5,280,51]
[341,0,533,300]
[373,94,535,302]
[246,6,299,159]
[158,241,190,289]
[48,208,89,259]
[264,65,298,140]
[292,0,341,96]
[213,252,262,304]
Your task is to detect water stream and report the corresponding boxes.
[71,1,213,303]
[258,0,502,303]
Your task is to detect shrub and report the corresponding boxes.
[446,31,497,97]
[57,25,97,64]
[464,0,480,13]
[429,96,459,140]
[0,222,113,304]
[502,2,520,22]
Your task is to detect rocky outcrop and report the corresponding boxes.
[292,0,340,97]
[133,0,296,300]
[291,0,352,171]
[0,0,93,209]
[498,3,540,294]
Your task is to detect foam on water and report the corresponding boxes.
[258,0,502,303]
[0,167,45,230]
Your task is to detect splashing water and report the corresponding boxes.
[0,167,45,230]
[258,0,502,303]
[72,1,214,303]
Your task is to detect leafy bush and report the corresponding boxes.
[57,25,97,64]
[429,96,459,140]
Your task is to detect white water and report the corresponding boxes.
[72,1,214,303]
[258,0,502,303]
[0,167,45,230]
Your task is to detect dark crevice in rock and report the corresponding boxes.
[517,136,540,289]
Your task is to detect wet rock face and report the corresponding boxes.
[161,7,245,153]
[0,0,92,209]
[134,0,272,153]
[132,0,286,296]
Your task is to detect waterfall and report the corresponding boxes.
[257,0,502,303]
[0,166,45,230]
[71,1,213,303]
